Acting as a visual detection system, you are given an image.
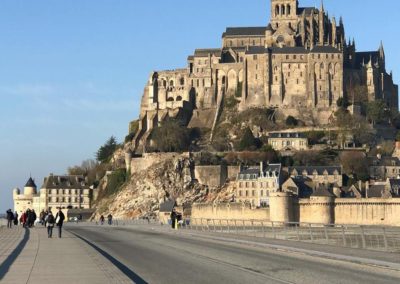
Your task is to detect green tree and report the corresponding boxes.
[96,136,118,163]
[238,127,258,151]
[340,151,369,181]
[367,100,390,124]
[150,120,190,152]
[286,116,298,127]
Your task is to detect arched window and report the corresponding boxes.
[287,4,291,15]
[275,5,279,16]
[169,80,174,87]
[180,77,185,86]
[281,5,285,16]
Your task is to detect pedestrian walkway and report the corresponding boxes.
[0,226,132,283]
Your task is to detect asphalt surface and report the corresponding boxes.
[67,225,400,284]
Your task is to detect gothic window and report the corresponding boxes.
[170,80,174,87]
[180,78,185,85]
[275,5,279,16]
[287,4,291,15]
[281,5,285,15]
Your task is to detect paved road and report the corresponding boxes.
[67,225,400,284]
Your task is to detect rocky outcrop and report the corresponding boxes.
[94,154,234,219]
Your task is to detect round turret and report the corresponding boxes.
[13,188,21,197]
[269,191,294,224]
[308,188,335,224]
[23,177,37,196]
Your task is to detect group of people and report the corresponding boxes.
[99,214,113,225]
[4,208,65,239]
[6,209,18,228]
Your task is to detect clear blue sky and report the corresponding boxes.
[0,0,399,212]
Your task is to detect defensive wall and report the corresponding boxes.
[192,192,400,226]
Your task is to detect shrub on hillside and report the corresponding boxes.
[149,119,190,152]
[286,116,298,127]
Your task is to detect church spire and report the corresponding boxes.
[320,0,325,12]
[379,41,385,58]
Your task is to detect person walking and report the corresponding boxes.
[46,211,55,238]
[55,208,65,238]
[100,215,105,225]
[20,211,27,228]
[13,211,19,226]
[107,214,113,225]
[6,209,14,228]
[170,208,177,229]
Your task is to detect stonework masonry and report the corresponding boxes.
[129,0,398,154]
[192,194,400,226]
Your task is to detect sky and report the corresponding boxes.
[0,0,399,212]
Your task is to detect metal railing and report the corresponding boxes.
[180,219,400,253]
[66,217,400,253]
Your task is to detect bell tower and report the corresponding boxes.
[270,0,298,29]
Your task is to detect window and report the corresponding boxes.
[239,182,242,188]
[246,190,249,197]
[261,190,264,196]
[252,190,256,197]
[253,55,258,60]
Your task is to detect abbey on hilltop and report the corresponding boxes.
[130,0,398,153]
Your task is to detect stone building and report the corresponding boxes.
[13,175,94,216]
[369,156,400,180]
[129,0,398,154]
[268,132,308,151]
[287,166,343,187]
[236,163,283,207]
[42,174,93,212]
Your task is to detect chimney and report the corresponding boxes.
[260,162,265,175]
[365,181,370,198]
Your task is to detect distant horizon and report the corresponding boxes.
[1,0,399,212]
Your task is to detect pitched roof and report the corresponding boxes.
[297,7,318,16]
[238,164,281,180]
[269,132,306,139]
[194,48,221,57]
[25,177,37,188]
[41,175,89,189]
[245,46,267,55]
[312,186,334,197]
[270,46,309,54]
[159,200,176,212]
[311,45,341,54]
[369,157,400,167]
[291,176,314,198]
[368,185,386,198]
[223,27,267,37]
[289,166,342,176]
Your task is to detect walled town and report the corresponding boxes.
[12,0,400,226]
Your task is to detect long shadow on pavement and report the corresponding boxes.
[70,231,148,284]
[0,228,30,280]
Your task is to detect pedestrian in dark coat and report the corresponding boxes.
[55,208,65,238]
[46,212,55,238]
[6,209,14,228]
[13,212,19,226]
[170,209,177,229]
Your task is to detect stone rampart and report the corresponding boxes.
[191,202,270,224]
[130,152,189,175]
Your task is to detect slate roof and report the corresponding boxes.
[291,176,314,198]
[245,46,267,55]
[288,166,342,176]
[270,46,309,54]
[223,27,267,37]
[41,175,89,189]
[369,157,400,167]
[194,48,221,57]
[297,7,318,16]
[25,177,37,188]
[311,186,334,197]
[368,185,386,198]
[311,46,341,54]
[269,132,306,139]
[159,200,176,213]
[238,164,281,180]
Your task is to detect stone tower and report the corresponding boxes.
[270,0,299,28]
[24,177,37,196]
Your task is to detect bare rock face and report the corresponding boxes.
[95,154,213,219]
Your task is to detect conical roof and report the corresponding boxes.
[25,177,37,188]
